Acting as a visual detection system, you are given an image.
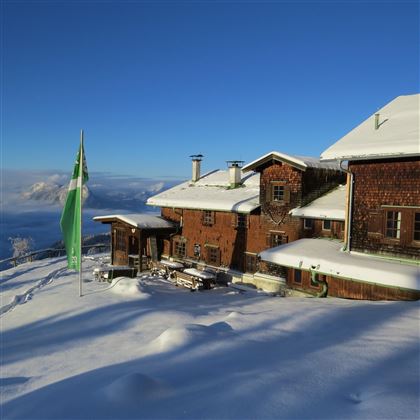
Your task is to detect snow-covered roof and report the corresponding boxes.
[259,238,420,291]
[93,214,176,229]
[321,94,420,161]
[243,151,341,172]
[147,170,260,213]
[290,185,346,220]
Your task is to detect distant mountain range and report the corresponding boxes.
[19,179,169,211]
[1,171,183,262]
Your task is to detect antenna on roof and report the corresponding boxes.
[374,113,380,130]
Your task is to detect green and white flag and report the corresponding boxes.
[60,134,89,271]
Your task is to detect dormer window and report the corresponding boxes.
[267,181,290,204]
[273,185,284,201]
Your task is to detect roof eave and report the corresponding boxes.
[243,153,307,173]
[321,152,420,162]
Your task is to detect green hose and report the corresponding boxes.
[310,268,328,298]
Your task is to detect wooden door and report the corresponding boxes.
[114,227,128,266]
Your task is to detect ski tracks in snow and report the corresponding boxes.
[0,267,67,316]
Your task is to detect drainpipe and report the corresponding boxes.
[340,160,354,252]
[310,265,328,298]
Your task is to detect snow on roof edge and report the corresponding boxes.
[259,238,420,291]
[93,214,176,229]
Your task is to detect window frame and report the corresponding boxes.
[268,231,288,248]
[304,218,314,230]
[322,219,332,231]
[267,181,290,204]
[173,238,187,258]
[385,210,402,240]
[202,210,215,226]
[413,212,420,243]
[272,184,285,202]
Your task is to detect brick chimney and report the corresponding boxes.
[227,161,244,188]
[190,154,203,182]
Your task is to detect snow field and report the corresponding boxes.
[1,255,419,419]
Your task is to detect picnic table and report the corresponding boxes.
[175,267,216,291]
[150,260,185,279]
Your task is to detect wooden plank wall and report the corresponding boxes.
[286,268,420,301]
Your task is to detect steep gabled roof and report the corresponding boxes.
[93,214,176,229]
[321,94,420,161]
[242,151,340,172]
[290,185,346,221]
[147,170,260,214]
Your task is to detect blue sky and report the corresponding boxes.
[2,0,419,178]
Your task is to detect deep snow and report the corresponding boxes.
[1,255,419,419]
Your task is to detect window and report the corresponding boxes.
[268,232,288,248]
[385,211,401,239]
[293,269,302,284]
[193,243,201,258]
[206,246,220,266]
[202,210,215,226]
[174,240,186,258]
[244,253,257,273]
[322,220,332,231]
[115,229,126,251]
[267,182,290,204]
[414,213,420,241]
[304,219,313,229]
[236,214,248,229]
[273,185,284,201]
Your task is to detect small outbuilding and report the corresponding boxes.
[93,214,177,272]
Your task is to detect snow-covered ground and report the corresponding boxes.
[1,256,419,419]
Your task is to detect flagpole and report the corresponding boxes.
[79,129,84,297]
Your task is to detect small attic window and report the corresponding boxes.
[273,185,284,201]
[267,182,290,204]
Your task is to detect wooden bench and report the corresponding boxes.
[174,271,203,291]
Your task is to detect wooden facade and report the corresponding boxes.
[100,219,176,271]
[349,157,420,260]
[286,267,420,301]
[159,159,345,273]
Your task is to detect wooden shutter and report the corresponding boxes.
[216,248,221,266]
[266,233,273,247]
[265,184,272,203]
[149,236,158,262]
[367,211,383,235]
[283,186,290,204]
